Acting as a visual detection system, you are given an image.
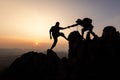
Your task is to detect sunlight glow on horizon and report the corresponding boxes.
[0,0,120,51]
[35,41,39,46]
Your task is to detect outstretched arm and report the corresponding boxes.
[67,24,78,28]
[59,24,78,30]
[49,28,52,39]
[59,27,67,30]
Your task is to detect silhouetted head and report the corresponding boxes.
[76,19,82,24]
[55,22,60,26]
[83,18,92,23]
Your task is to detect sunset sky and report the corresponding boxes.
[0,0,120,52]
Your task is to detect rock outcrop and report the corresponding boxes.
[1,26,120,80]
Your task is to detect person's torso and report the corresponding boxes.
[51,26,60,34]
[81,23,93,29]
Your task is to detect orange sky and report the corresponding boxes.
[0,0,120,52]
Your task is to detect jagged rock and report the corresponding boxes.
[47,49,61,64]
[1,50,63,80]
[1,26,120,80]
[68,31,85,61]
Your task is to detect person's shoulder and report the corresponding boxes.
[51,26,54,29]
[50,26,56,30]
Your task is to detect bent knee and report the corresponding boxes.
[59,33,64,36]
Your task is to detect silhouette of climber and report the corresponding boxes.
[49,22,68,50]
[67,18,96,38]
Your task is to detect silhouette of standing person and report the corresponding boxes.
[67,18,96,38]
[49,22,68,50]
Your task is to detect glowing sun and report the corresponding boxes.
[35,41,39,46]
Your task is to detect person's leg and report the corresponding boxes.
[86,31,91,40]
[50,36,58,50]
[60,33,68,40]
[89,29,97,38]
[81,28,86,38]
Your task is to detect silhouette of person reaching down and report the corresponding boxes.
[67,18,96,38]
[49,22,68,50]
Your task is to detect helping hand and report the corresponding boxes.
[67,26,71,28]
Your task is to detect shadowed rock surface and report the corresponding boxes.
[1,26,120,80]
